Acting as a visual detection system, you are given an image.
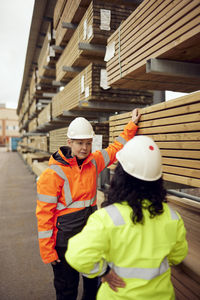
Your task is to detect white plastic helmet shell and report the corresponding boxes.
[67,117,95,139]
[116,136,162,181]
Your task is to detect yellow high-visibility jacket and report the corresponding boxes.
[66,201,188,300]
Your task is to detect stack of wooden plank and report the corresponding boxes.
[32,161,49,177]
[53,0,67,30]
[52,63,153,118]
[168,195,200,299]
[106,0,200,92]
[23,90,30,114]
[49,127,68,153]
[37,24,57,86]
[54,0,91,46]
[56,1,134,82]
[29,99,37,120]
[109,92,200,188]
[29,70,38,101]
[28,117,38,133]
[26,153,50,169]
[37,103,52,127]
[27,136,49,152]
[18,137,28,152]
[92,121,109,149]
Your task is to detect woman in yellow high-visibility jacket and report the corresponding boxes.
[66,136,188,300]
[36,109,140,300]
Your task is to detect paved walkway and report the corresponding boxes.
[0,152,55,299]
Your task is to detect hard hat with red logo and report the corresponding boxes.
[67,117,95,139]
[116,135,162,181]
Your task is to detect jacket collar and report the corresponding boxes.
[50,146,94,166]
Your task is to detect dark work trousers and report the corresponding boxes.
[51,247,100,300]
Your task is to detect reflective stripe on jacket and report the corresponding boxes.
[36,121,138,263]
[66,202,188,300]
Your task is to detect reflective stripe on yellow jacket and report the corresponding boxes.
[66,202,188,300]
[36,121,138,263]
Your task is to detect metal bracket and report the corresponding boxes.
[63,110,112,119]
[52,45,65,53]
[79,100,137,112]
[146,58,200,78]
[62,22,78,30]
[52,80,67,87]
[42,92,57,98]
[39,75,55,81]
[62,66,84,73]
[78,43,106,54]
[43,65,55,70]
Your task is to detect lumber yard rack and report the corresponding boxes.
[17,1,200,298]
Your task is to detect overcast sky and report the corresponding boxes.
[0,0,34,109]
[0,0,188,110]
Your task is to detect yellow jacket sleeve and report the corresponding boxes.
[167,215,188,266]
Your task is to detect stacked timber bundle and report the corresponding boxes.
[52,63,153,118]
[53,0,67,30]
[49,120,109,153]
[32,161,49,177]
[28,117,38,133]
[37,24,57,87]
[92,121,109,149]
[109,92,200,188]
[28,136,49,153]
[18,137,28,152]
[56,1,134,82]
[106,0,200,92]
[168,195,200,299]
[23,90,30,115]
[29,99,37,120]
[37,103,52,127]
[54,0,91,46]
[49,127,68,153]
[26,153,50,169]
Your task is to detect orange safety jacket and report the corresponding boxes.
[36,121,138,263]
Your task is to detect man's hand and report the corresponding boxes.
[132,108,141,125]
[51,259,61,265]
[101,269,126,292]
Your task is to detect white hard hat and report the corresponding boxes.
[116,136,162,181]
[67,117,95,139]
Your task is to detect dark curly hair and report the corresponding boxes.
[101,163,167,224]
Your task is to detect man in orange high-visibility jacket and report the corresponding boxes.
[36,109,140,300]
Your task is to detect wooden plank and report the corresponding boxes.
[56,1,134,82]
[163,173,200,187]
[137,122,200,134]
[156,141,200,150]
[106,0,200,91]
[162,157,200,170]
[161,149,200,159]
[163,165,199,179]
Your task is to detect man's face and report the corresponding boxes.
[68,139,93,160]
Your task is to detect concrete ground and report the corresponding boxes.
[0,152,83,300]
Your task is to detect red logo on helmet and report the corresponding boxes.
[149,145,154,150]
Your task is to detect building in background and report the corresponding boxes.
[0,103,20,150]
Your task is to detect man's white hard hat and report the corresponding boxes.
[116,136,162,181]
[67,117,95,139]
